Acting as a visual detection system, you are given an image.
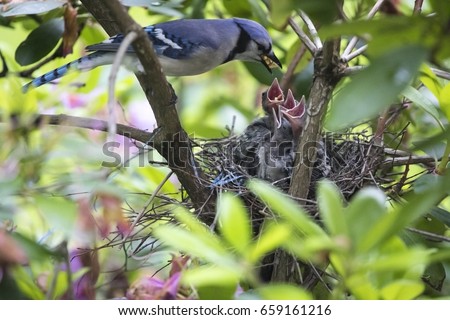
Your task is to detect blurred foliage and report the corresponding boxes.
[0,0,449,300]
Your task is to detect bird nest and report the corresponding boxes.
[194,127,385,219]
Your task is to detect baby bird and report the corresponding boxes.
[256,89,306,183]
[233,78,284,175]
[233,78,307,184]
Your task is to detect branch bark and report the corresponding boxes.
[289,38,343,201]
[79,0,215,216]
[35,114,156,143]
[270,39,343,284]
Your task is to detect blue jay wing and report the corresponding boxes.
[85,33,131,52]
[85,26,197,59]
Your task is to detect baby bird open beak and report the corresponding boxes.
[280,90,306,137]
[262,78,284,115]
[260,51,282,73]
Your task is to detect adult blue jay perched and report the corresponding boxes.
[22,18,281,92]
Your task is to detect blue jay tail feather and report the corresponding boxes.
[22,51,112,92]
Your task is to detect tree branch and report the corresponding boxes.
[289,17,317,54]
[35,114,157,144]
[79,0,215,215]
[289,38,343,202]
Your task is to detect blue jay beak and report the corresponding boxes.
[261,52,282,73]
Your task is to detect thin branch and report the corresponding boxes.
[289,17,316,54]
[413,0,424,14]
[384,147,411,157]
[298,10,322,49]
[122,171,173,247]
[406,227,450,243]
[34,114,157,144]
[280,44,308,91]
[430,67,450,81]
[342,37,359,58]
[107,31,137,142]
[368,0,386,18]
[342,44,367,62]
[0,50,8,77]
[342,65,365,76]
[342,0,385,59]
[382,155,442,168]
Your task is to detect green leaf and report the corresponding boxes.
[182,266,240,300]
[419,65,442,98]
[0,0,65,17]
[358,177,446,252]
[15,18,64,66]
[34,195,77,238]
[12,266,46,300]
[174,207,221,247]
[317,180,347,236]
[363,248,430,273]
[247,221,292,263]
[403,86,443,128]
[271,0,337,27]
[285,235,344,261]
[320,16,433,57]
[380,280,424,300]
[326,45,428,130]
[423,263,446,292]
[439,82,450,121]
[155,224,237,268]
[182,265,240,287]
[248,179,325,237]
[346,187,386,252]
[269,0,299,28]
[256,284,312,300]
[222,0,252,17]
[247,0,270,25]
[243,62,283,86]
[218,193,252,254]
[346,274,379,299]
[430,207,450,227]
[12,233,61,261]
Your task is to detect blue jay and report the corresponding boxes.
[22,18,281,92]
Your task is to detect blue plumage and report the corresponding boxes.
[22,18,281,92]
